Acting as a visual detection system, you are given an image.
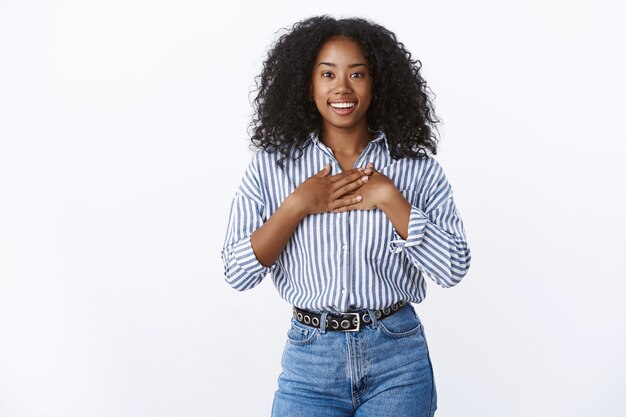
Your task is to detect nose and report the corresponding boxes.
[333,74,352,94]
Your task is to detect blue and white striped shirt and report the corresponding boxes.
[221,131,471,313]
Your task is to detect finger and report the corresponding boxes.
[328,195,362,211]
[330,197,364,213]
[329,167,364,182]
[332,169,367,189]
[364,162,376,175]
[330,175,369,199]
[315,163,331,177]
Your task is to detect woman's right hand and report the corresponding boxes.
[248,164,371,268]
[289,164,371,216]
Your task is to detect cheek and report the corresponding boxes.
[360,88,373,107]
[313,98,328,114]
[311,87,328,106]
[359,82,373,100]
[311,79,328,94]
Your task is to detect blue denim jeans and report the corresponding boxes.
[271,303,437,417]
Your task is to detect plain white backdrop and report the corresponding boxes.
[1,1,625,416]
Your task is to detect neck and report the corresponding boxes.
[319,124,372,156]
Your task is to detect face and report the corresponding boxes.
[310,37,373,132]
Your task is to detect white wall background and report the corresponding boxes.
[1,1,624,416]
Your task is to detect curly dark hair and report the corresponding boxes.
[249,15,441,168]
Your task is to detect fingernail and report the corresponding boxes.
[361,176,368,182]
[356,195,362,201]
[364,168,372,175]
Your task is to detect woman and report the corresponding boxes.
[221,15,471,417]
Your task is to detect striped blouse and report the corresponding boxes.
[221,131,471,313]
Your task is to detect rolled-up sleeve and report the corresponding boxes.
[388,160,471,288]
[221,154,275,291]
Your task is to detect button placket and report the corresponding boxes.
[341,211,350,311]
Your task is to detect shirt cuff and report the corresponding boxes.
[230,235,275,276]
[388,205,428,254]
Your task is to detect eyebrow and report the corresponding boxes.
[318,62,368,68]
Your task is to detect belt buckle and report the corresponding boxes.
[342,312,361,332]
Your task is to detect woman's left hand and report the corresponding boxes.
[332,162,397,212]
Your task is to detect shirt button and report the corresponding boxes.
[342,244,348,250]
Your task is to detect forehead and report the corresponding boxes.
[315,37,368,64]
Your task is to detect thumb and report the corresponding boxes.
[364,162,376,174]
[316,163,331,177]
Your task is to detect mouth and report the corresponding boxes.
[328,100,357,115]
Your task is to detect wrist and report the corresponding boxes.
[377,187,407,213]
[378,188,411,240]
[283,193,309,220]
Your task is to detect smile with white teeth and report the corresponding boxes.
[329,102,356,109]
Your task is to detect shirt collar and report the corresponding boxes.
[304,130,389,151]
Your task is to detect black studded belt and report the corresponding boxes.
[292,300,407,332]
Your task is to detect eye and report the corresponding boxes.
[350,72,365,79]
[322,71,334,78]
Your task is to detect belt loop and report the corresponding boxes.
[319,312,329,334]
[368,308,379,328]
